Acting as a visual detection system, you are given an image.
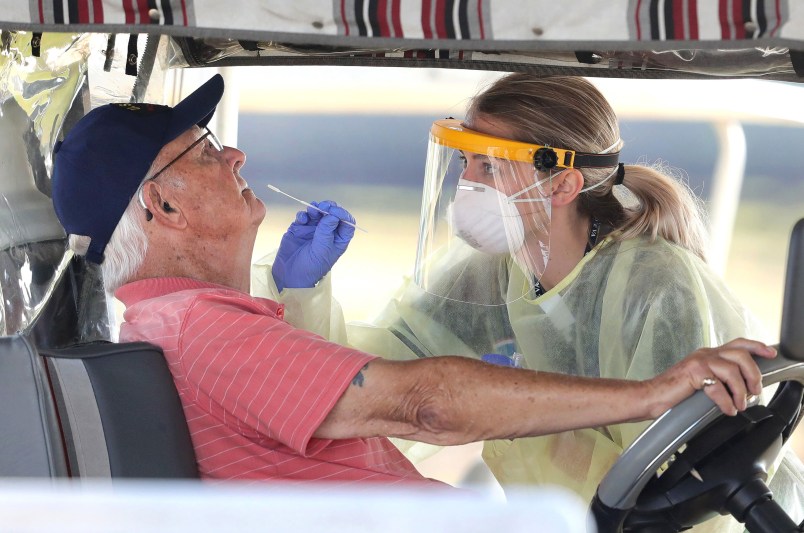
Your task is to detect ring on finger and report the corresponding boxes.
[701,377,718,388]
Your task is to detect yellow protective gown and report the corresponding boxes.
[252,251,350,344]
[489,235,764,500]
[252,235,804,531]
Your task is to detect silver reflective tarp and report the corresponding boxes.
[0,31,169,338]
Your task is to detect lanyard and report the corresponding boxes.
[531,218,602,298]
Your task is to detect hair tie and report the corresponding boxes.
[613,163,625,186]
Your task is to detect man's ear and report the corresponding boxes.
[141,181,187,229]
[550,169,584,207]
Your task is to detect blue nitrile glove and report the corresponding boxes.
[481,353,524,368]
[272,200,357,292]
[482,353,516,367]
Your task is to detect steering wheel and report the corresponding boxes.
[593,218,804,533]
[591,352,804,533]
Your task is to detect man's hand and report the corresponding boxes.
[272,201,357,292]
[645,338,777,418]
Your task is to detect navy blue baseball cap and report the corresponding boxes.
[52,74,224,264]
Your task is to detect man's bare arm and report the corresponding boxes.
[314,338,775,444]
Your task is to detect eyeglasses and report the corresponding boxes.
[149,127,223,181]
[137,128,223,216]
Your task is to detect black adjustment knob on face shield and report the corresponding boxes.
[533,147,558,171]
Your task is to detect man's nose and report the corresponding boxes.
[224,146,246,172]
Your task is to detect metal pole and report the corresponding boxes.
[707,119,746,276]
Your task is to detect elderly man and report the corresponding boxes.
[51,74,774,485]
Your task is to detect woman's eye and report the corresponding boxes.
[483,163,495,174]
[457,154,467,168]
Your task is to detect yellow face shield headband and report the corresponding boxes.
[430,119,620,171]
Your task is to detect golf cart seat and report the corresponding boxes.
[0,335,198,478]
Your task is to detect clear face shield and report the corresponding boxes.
[414,119,621,307]
[413,119,563,306]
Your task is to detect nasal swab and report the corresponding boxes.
[266,184,367,233]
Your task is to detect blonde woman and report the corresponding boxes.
[348,74,803,525]
[255,74,802,529]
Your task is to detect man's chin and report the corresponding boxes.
[248,193,267,222]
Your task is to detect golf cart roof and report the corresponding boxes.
[1,0,803,81]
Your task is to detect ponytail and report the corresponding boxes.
[620,163,708,260]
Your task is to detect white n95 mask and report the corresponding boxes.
[448,179,525,255]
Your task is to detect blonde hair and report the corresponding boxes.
[467,74,709,261]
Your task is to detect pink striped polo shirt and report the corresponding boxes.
[116,277,437,486]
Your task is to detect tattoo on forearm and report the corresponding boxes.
[352,363,369,387]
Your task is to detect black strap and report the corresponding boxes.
[587,217,602,248]
[573,152,620,169]
[791,50,804,78]
[125,35,139,77]
[574,51,603,65]
[31,33,42,57]
[614,163,625,185]
[532,218,601,298]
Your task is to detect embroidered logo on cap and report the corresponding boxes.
[112,103,164,113]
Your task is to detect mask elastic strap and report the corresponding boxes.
[578,163,624,194]
[507,175,553,204]
[600,138,622,154]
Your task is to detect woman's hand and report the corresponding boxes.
[271,201,357,291]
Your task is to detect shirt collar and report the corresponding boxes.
[116,277,247,307]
